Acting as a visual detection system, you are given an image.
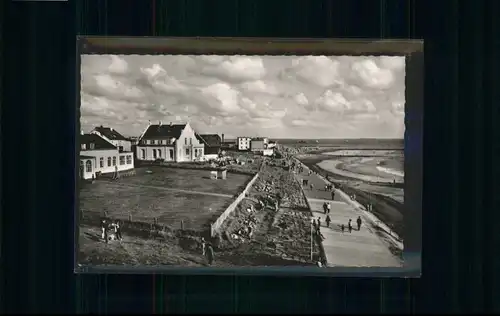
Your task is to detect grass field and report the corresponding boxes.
[79,167,252,231]
[123,167,252,196]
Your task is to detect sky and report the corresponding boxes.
[80,54,405,139]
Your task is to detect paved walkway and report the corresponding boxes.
[98,180,233,198]
[293,164,402,268]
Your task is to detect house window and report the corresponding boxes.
[194,149,198,157]
[107,157,112,167]
[184,138,187,145]
[141,149,146,159]
[153,149,157,159]
[141,140,147,145]
[158,150,162,158]
[151,140,155,145]
[81,144,86,150]
[99,157,104,168]
[118,146,124,152]
[126,155,132,164]
[169,149,174,159]
[119,156,125,165]
[185,148,190,156]
[85,160,92,172]
[189,138,192,145]
[112,157,116,166]
[89,143,95,150]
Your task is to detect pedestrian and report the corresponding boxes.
[327,202,331,214]
[348,219,353,233]
[341,224,345,232]
[331,190,335,200]
[325,215,331,227]
[101,219,108,243]
[114,220,122,241]
[317,217,321,229]
[310,183,314,190]
[323,202,328,214]
[206,243,214,265]
[324,184,328,191]
[201,237,206,256]
[357,216,362,231]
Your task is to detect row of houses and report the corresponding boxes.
[79,121,279,180]
[237,136,276,155]
[79,122,224,180]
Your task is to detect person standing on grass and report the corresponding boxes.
[206,243,214,265]
[325,215,331,228]
[101,219,108,242]
[201,237,206,256]
[310,183,314,191]
[331,190,335,201]
[348,219,353,233]
[341,223,345,233]
[356,216,362,231]
[114,220,122,241]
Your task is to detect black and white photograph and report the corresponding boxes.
[77,53,405,269]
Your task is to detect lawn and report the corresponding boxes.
[120,166,252,196]
[79,181,233,231]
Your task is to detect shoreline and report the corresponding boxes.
[295,155,404,238]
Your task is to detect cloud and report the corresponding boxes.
[80,55,406,138]
[200,56,267,82]
[351,59,395,89]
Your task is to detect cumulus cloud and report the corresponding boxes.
[80,55,406,138]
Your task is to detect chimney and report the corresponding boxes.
[80,130,84,135]
[159,121,162,126]
[222,134,225,143]
[169,122,173,126]
[148,120,151,126]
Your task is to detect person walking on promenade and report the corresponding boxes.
[356,216,362,231]
[325,215,331,228]
[323,202,328,214]
[326,202,331,214]
[331,190,335,200]
[341,224,345,233]
[310,183,314,191]
[348,219,353,233]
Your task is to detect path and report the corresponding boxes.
[292,163,402,267]
[98,180,233,198]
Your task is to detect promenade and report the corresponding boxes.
[293,162,402,267]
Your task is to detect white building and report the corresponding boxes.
[79,133,134,180]
[136,121,205,162]
[91,126,133,152]
[237,137,252,151]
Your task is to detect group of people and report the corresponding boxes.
[339,216,363,233]
[314,214,363,234]
[100,218,123,243]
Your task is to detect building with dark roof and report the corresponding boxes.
[136,121,205,162]
[196,134,222,158]
[79,132,134,180]
[91,126,132,152]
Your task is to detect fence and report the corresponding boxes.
[210,165,263,237]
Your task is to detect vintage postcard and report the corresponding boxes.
[75,38,422,276]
